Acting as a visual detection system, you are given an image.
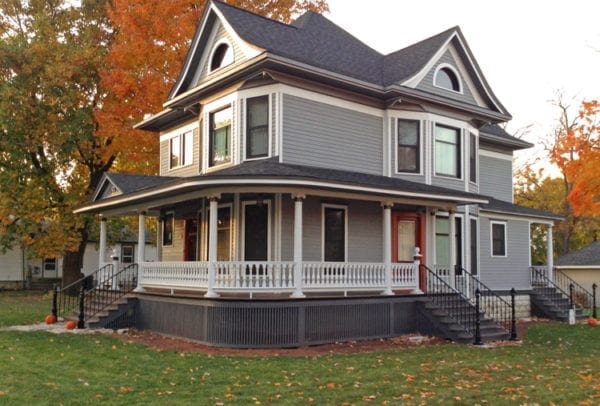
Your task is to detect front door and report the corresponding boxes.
[184,217,198,261]
[243,201,269,274]
[392,212,426,290]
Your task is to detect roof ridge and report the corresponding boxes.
[211,0,299,31]
[385,25,457,58]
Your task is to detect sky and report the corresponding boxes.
[324,0,600,171]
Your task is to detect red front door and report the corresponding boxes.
[392,212,426,291]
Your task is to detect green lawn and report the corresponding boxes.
[0,291,598,404]
[0,290,52,327]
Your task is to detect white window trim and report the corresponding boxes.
[208,38,234,74]
[434,212,464,267]
[121,244,135,264]
[490,220,508,258]
[395,118,424,176]
[321,203,348,262]
[204,97,235,172]
[240,200,272,261]
[169,130,194,170]
[433,123,464,181]
[433,63,463,94]
[242,94,272,162]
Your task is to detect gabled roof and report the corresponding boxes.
[556,241,600,267]
[163,0,510,121]
[92,172,176,202]
[479,197,563,221]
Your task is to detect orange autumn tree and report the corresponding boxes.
[97,0,329,173]
[551,100,600,216]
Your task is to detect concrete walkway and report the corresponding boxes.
[0,322,120,335]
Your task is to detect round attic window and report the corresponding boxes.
[210,42,234,72]
[434,66,461,92]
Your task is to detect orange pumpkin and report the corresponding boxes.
[45,314,57,325]
[65,320,77,330]
[588,317,598,326]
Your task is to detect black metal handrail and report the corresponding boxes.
[80,263,138,327]
[553,269,595,314]
[53,264,114,319]
[455,266,516,339]
[423,264,477,337]
[530,267,576,313]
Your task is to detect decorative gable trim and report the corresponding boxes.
[92,174,123,203]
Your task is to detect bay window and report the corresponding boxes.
[435,124,461,178]
[209,106,232,167]
[397,119,420,173]
[246,96,269,159]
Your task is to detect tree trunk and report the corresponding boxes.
[61,227,88,287]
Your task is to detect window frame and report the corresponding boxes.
[208,105,232,168]
[245,95,270,160]
[121,244,134,264]
[434,124,462,179]
[396,119,421,174]
[433,64,462,93]
[163,212,174,247]
[43,258,57,272]
[469,132,477,184]
[321,204,348,262]
[169,130,194,169]
[434,215,463,268]
[241,199,272,261]
[490,221,508,257]
[208,39,234,73]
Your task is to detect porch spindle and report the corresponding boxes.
[382,203,393,295]
[205,196,220,297]
[291,195,305,298]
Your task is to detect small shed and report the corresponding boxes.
[556,241,600,293]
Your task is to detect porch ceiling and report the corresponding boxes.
[75,158,489,216]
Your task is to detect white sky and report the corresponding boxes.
[325,0,600,171]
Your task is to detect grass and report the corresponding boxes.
[0,291,599,405]
[0,290,52,327]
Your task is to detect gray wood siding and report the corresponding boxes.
[347,201,382,262]
[162,219,185,261]
[281,94,383,175]
[194,21,246,86]
[479,154,513,201]
[417,50,478,106]
[280,196,294,261]
[431,175,465,191]
[479,218,531,290]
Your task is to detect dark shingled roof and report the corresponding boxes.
[106,173,175,194]
[479,124,532,149]
[556,241,600,266]
[480,197,562,220]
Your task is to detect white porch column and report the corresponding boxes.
[134,211,146,292]
[99,216,107,268]
[382,203,393,295]
[547,224,554,282]
[205,196,220,298]
[449,210,456,288]
[291,194,305,298]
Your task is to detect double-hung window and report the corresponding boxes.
[246,96,269,159]
[469,133,477,183]
[491,221,507,257]
[121,244,134,264]
[209,106,232,167]
[397,119,420,173]
[435,216,462,268]
[169,130,193,169]
[435,125,461,178]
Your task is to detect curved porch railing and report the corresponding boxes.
[138,261,420,294]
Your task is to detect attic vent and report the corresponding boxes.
[434,65,461,93]
[210,42,234,72]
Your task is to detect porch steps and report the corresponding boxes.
[531,286,586,322]
[62,294,138,330]
[417,296,511,344]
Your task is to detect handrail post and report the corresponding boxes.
[474,288,483,345]
[569,283,574,308]
[510,288,518,341]
[77,285,85,329]
[593,283,597,319]
[52,283,58,318]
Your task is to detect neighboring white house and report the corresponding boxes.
[556,241,600,293]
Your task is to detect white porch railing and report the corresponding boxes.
[139,261,420,295]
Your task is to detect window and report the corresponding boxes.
[323,206,346,262]
[209,106,232,167]
[169,130,193,169]
[397,119,420,173]
[435,66,461,92]
[469,133,477,183]
[491,221,507,257]
[43,258,57,272]
[121,244,134,264]
[435,216,462,267]
[470,219,478,275]
[246,96,269,159]
[163,213,174,246]
[435,124,461,178]
[210,42,234,72]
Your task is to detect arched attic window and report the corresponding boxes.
[434,65,462,93]
[209,41,234,72]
